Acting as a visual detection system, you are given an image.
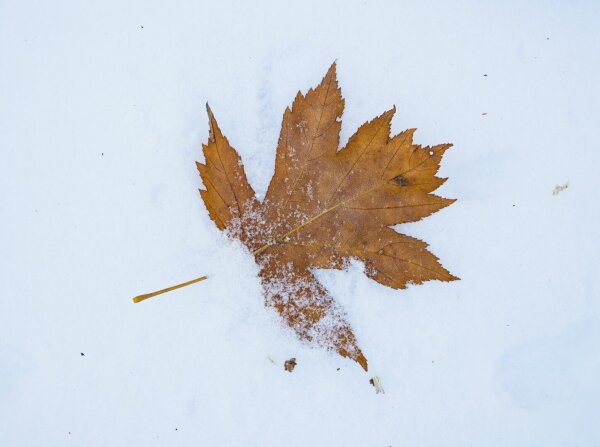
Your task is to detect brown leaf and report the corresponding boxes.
[198,62,457,371]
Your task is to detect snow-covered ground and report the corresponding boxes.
[1,1,599,445]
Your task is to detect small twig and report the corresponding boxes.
[132,275,208,303]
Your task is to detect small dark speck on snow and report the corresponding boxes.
[80,352,85,356]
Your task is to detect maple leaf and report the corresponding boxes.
[135,63,458,371]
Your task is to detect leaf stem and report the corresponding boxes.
[132,275,208,303]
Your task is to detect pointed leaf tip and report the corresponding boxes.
[205,103,218,143]
[206,102,215,121]
[322,61,338,83]
[357,353,368,371]
[383,106,396,119]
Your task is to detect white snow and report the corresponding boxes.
[1,1,599,446]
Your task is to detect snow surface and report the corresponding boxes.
[1,1,599,445]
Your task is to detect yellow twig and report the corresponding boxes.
[132,275,208,303]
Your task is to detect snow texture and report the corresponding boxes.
[1,0,599,446]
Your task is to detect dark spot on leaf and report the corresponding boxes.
[394,175,408,186]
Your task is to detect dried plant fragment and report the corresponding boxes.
[284,358,297,373]
[369,376,385,394]
[552,181,569,196]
